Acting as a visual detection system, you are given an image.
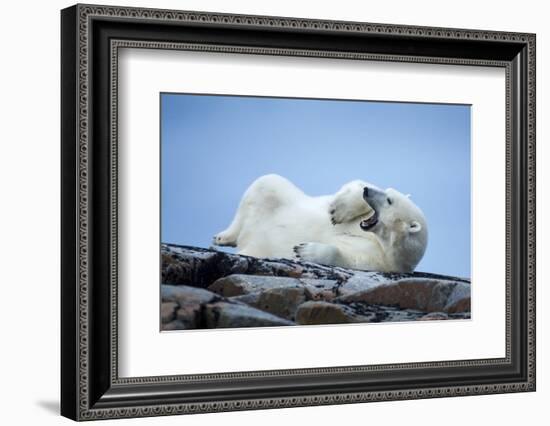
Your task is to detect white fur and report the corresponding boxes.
[213,174,428,273]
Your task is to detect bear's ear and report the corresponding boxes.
[409,221,422,233]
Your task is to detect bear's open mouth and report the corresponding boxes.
[360,209,378,231]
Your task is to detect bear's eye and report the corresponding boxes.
[387,197,393,205]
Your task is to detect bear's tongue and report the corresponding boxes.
[360,209,378,231]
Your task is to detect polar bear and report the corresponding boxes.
[213,174,428,273]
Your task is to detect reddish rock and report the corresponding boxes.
[160,245,471,329]
[232,287,307,321]
[295,301,372,325]
[337,279,470,313]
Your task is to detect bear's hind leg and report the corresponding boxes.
[212,228,238,247]
[214,174,300,248]
[213,208,244,247]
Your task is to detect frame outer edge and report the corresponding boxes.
[61,4,80,422]
[526,34,536,390]
[66,4,536,420]
[60,6,79,420]
[77,2,91,420]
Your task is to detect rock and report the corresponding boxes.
[338,302,426,323]
[231,287,307,320]
[419,312,450,321]
[444,283,471,313]
[162,243,469,284]
[448,312,471,320]
[161,284,218,305]
[299,278,339,301]
[162,244,308,287]
[208,275,302,297]
[174,305,202,329]
[161,285,220,330]
[204,302,294,328]
[250,259,306,278]
[162,320,190,331]
[162,246,222,287]
[383,309,425,322]
[337,278,471,313]
[161,302,178,324]
[337,271,393,296]
[160,244,471,328]
[295,301,372,325]
[216,255,250,276]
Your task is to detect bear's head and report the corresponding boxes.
[361,185,428,272]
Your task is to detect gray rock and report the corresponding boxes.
[162,245,222,287]
[444,283,471,313]
[162,320,191,331]
[448,312,471,320]
[227,292,259,305]
[337,302,426,323]
[337,271,392,297]
[161,302,178,324]
[175,305,202,329]
[385,309,425,322]
[204,302,294,328]
[161,285,220,330]
[216,254,250,275]
[161,284,218,305]
[208,274,301,297]
[252,259,305,278]
[162,243,469,284]
[419,312,450,321]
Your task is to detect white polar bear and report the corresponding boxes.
[213,174,428,273]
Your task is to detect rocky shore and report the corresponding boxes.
[161,243,471,330]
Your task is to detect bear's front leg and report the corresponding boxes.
[293,242,346,268]
[329,180,373,225]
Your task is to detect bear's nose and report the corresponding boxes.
[363,186,369,197]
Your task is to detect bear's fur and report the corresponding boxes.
[213,174,428,273]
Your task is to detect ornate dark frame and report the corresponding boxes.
[61,3,536,421]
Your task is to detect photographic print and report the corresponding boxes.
[160,93,472,330]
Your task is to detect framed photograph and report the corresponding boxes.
[61,4,536,421]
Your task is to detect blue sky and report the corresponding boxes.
[161,93,471,278]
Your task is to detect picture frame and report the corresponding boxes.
[60,3,536,421]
